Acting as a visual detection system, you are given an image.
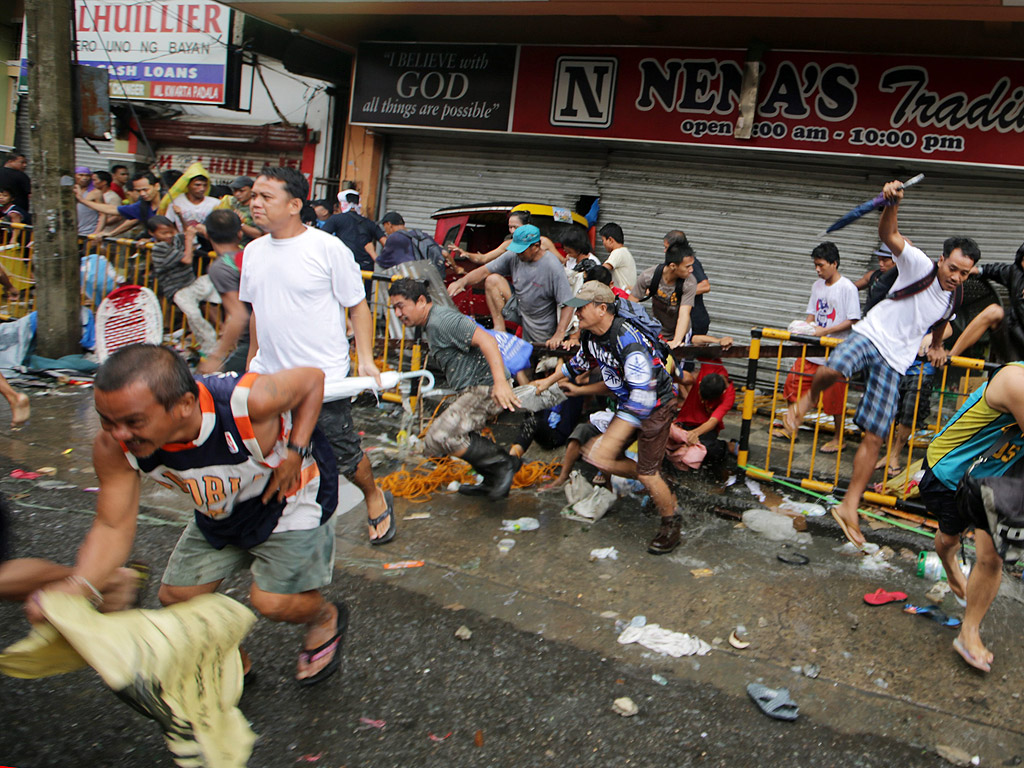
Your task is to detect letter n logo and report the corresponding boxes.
[550,56,617,128]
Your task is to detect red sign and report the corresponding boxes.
[512,46,1024,168]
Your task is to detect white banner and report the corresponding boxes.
[74,0,232,104]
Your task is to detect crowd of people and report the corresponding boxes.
[0,165,1021,685]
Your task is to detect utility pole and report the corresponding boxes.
[26,0,80,357]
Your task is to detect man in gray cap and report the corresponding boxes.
[531,281,683,555]
[229,176,263,244]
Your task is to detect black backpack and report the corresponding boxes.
[863,261,963,321]
[955,425,1024,562]
[640,263,686,306]
[405,229,447,277]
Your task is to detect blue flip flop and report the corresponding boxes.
[903,603,961,628]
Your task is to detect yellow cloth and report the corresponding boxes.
[157,161,222,216]
[0,593,257,768]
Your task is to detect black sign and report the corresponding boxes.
[350,42,516,131]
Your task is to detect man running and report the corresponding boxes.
[26,345,345,684]
[239,167,396,545]
[785,180,978,547]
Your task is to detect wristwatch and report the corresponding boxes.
[286,441,313,459]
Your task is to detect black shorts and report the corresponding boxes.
[318,398,365,477]
[918,463,968,536]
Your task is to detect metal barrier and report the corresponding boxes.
[736,326,996,517]
[0,222,219,352]
[357,269,424,408]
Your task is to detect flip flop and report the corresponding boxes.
[903,603,961,628]
[819,441,841,454]
[953,637,991,673]
[297,601,349,686]
[863,588,908,605]
[368,490,396,546]
[746,683,799,721]
[829,505,864,550]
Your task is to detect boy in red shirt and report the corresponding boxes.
[673,362,735,471]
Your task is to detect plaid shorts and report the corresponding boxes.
[826,332,900,437]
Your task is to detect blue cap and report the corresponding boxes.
[507,224,541,254]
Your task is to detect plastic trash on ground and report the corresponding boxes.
[500,517,539,532]
[741,509,812,544]
[589,547,619,561]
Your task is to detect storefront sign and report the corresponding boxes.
[154,149,302,186]
[350,43,517,131]
[353,42,1024,168]
[513,46,1024,168]
[74,0,232,104]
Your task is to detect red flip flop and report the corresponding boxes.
[863,588,908,605]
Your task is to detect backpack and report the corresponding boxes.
[864,262,963,319]
[612,299,673,367]
[642,263,686,305]
[405,229,447,277]
[955,425,1024,562]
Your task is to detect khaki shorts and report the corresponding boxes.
[162,515,337,595]
[636,398,680,476]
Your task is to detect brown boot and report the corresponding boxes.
[648,514,683,555]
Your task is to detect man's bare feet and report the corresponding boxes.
[953,633,993,672]
[297,601,344,683]
[783,394,810,434]
[830,500,865,548]
[10,393,29,428]
[873,456,900,473]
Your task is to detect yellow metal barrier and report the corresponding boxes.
[738,326,994,517]
[354,269,424,409]
[0,222,220,352]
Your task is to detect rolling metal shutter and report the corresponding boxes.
[380,133,606,235]
[595,148,1024,344]
[383,131,1024,347]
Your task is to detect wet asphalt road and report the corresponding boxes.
[0,474,952,768]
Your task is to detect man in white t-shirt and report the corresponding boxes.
[598,222,637,294]
[785,180,979,548]
[778,242,860,452]
[168,174,220,232]
[239,167,396,547]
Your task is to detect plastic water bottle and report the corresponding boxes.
[917,551,945,580]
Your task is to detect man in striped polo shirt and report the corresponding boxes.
[389,278,523,500]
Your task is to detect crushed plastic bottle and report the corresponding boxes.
[501,517,540,532]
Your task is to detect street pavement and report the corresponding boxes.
[0,386,1020,767]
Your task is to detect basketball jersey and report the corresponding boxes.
[926,362,1024,490]
[124,372,338,549]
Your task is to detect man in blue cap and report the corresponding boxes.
[448,224,573,349]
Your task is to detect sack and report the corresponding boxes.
[406,229,447,277]
[481,325,532,375]
[954,426,1024,562]
[501,294,522,325]
[612,299,672,365]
